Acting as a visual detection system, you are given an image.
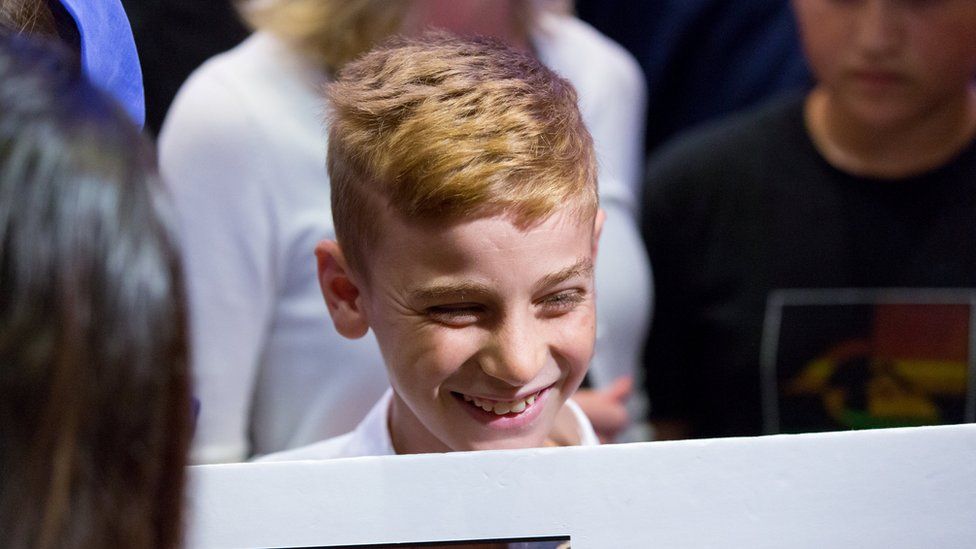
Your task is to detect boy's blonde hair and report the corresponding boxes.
[327,32,597,277]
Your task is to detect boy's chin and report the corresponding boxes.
[452,433,552,453]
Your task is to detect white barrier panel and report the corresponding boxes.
[188,424,976,548]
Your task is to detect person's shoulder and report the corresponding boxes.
[658,94,804,163]
[159,34,266,143]
[534,12,643,91]
[158,32,324,185]
[541,13,637,63]
[648,93,806,184]
[163,33,293,121]
[184,32,290,89]
[642,93,808,221]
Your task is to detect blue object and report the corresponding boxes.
[58,0,145,127]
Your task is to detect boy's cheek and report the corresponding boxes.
[571,301,598,336]
[552,309,598,362]
[401,327,483,374]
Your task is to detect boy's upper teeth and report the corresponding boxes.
[462,391,539,415]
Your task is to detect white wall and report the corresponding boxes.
[187,424,976,548]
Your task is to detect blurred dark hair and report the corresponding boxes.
[0,34,191,549]
[0,0,58,38]
[0,0,82,55]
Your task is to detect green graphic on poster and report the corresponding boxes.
[761,290,976,434]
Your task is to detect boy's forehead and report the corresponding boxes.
[373,193,598,236]
[363,203,597,282]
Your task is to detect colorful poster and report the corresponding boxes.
[761,290,976,434]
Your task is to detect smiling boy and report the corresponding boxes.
[261,33,603,459]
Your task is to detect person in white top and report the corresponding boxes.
[263,32,603,460]
[160,0,650,463]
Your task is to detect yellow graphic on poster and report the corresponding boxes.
[766,298,973,433]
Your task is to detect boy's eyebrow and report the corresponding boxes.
[409,281,495,302]
[408,258,593,302]
[534,257,594,292]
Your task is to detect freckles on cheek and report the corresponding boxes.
[557,310,597,360]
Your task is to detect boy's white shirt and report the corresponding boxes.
[256,389,600,462]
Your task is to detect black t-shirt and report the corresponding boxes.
[641,94,976,437]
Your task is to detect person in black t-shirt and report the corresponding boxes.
[642,0,976,440]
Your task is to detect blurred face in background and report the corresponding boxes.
[400,0,531,50]
[793,0,976,129]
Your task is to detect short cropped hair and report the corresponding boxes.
[0,35,191,548]
[327,32,597,277]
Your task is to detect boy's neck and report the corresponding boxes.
[544,405,583,447]
[805,85,976,179]
[388,393,452,455]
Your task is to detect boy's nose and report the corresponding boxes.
[480,313,547,387]
[854,0,903,57]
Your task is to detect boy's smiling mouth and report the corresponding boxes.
[452,386,551,417]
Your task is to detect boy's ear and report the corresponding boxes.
[592,207,606,257]
[315,240,370,339]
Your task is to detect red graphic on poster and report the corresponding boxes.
[769,298,973,433]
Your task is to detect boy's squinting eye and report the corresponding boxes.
[538,289,585,316]
[425,304,485,326]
